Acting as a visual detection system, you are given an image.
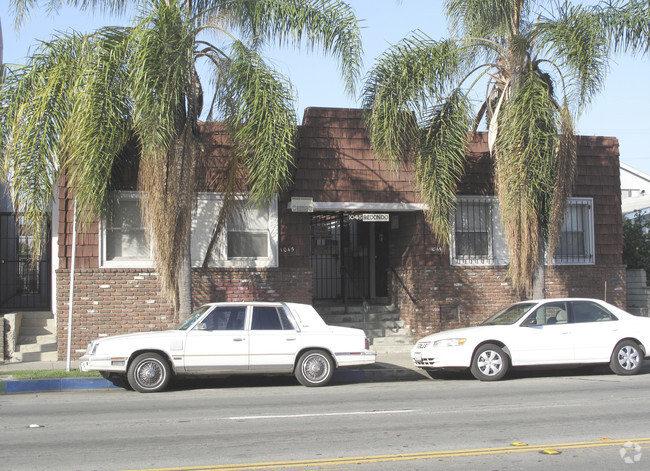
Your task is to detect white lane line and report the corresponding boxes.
[227,409,417,420]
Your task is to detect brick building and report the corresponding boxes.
[49,107,624,359]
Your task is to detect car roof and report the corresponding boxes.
[513,298,609,304]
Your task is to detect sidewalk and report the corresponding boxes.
[0,351,426,394]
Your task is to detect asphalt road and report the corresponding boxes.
[2,368,650,470]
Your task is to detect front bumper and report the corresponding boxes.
[79,354,128,373]
[411,346,470,369]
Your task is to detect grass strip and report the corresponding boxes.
[0,369,101,380]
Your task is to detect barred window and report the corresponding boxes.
[451,197,508,266]
[451,196,594,267]
[553,198,594,265]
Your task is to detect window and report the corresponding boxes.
[451,196,594,267]
[101,192,152,267]
[198,306,247,330]
[524,302,568,326]
[227,201,269,258]
[101,192,278,268]
[251,306,297,331]
[451,197,508,265]
[191,194,278,268]
[570,301,617,323]
[553,198,594,265]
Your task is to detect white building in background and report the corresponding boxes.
[621,162,650,218]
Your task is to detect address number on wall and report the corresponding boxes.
[280,246,296,253]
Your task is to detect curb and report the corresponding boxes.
[0,366,426,394]
[0,377,118,394]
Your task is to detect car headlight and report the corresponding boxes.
[432,338,466,347]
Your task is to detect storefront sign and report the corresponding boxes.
[362,213,389,222]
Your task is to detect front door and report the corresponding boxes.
[311,213,390,302]
[182,305,249,372]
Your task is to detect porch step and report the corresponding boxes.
[12,350,59,362]
[316,303,415,355]
[12,311,58,363]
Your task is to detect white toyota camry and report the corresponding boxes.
[80,302,376,392]
[411,298,650,381]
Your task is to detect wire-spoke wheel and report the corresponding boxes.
[295,350,334,387]
[470,344,509,381]
[127,353,171,393]
[610,340,643,376]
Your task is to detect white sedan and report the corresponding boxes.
[80,302,376,392]
[411,298,650,381]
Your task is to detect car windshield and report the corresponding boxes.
[481,303,536,326]
[177,305,213,330]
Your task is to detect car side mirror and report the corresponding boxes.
[197,323,208,330]
[521,317,536,327]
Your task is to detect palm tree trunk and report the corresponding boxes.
[177,223,193,321]
[532,238,546,299]
[1,17,4,81]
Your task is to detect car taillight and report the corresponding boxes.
[365,338,370,350]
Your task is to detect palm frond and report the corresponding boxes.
[363,33,470,164]
[205,0,363,96]
[218,40,297,204]
[1,32,84,255]
[547,101,577,260]
[417,89,472,245]
[445,0,530,39]
[128,2,201,309]
[536,2,608,110]
[594,0,650,54]
[494,70,563,293]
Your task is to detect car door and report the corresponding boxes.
[182,305,249,372]
[568,300,622,362]
[513,302,575,364]
[248,306,299,373]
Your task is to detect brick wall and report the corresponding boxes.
[391,264,627,340]
[56,267,312,359]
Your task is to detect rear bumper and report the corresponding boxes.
[336,350,377,367]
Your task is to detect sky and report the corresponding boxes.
[1,0,649,174]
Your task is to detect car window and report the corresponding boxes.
[570,301,617,323]
[198,306,247,331]
[525,302,568,326]
[178,304,213,330]
[251,306,285,330]
[482,303,536,325]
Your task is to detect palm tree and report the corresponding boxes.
[362,0,650,296]
[1,0,362,318]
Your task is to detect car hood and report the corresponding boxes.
[416,325,499,344]
[97,330,180,343]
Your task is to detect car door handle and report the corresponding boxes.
[286,338,296,341]
[233,338,246,342]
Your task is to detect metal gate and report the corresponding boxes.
[310,213,389,302]
[0,213,51,311]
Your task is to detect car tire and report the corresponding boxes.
[127,352,171,393]
[470,344,509,381]
[295,350,334,387]
[610,340,643,375]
